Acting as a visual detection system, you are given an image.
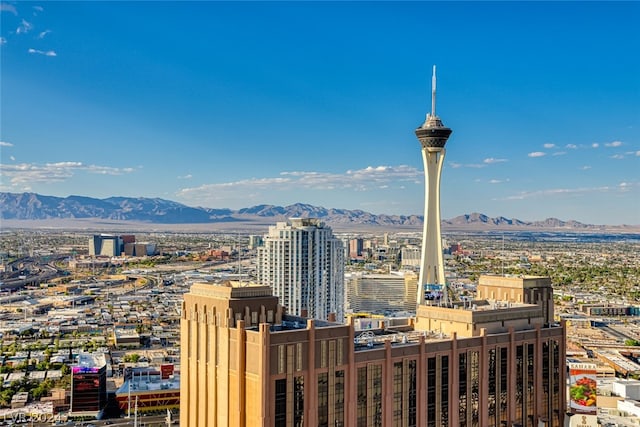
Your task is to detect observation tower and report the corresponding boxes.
[415,66,452,306]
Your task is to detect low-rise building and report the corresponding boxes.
[613,379,640,401]
[113,328,140,348]
[11,391,29,409]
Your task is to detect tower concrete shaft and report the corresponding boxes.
[415,66,452,306]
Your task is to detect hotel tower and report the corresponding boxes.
[256,218,345,322]
[415,66,452,306]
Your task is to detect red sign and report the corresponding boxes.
[160,364,174,379]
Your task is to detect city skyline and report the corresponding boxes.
[1,2,639,225]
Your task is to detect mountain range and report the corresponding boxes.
[0,192,634,230]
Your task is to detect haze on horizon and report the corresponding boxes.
[1,2,638,225]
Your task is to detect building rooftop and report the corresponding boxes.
[596,349,640,374]
[443,299,532,312]
[417,299,542,320]
[479,274,552,289]
[116,373,180,395]
[75,352,106,369]
[114,329,140,339]
[190,281,272,299]
[353,327,448,352]
[244,315,343,333]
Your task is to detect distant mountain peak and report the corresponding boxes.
[0,192,631,229]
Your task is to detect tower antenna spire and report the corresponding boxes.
[431,65,437,117]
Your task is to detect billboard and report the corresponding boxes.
[161,364,174,379]
[72,366,101,374]
[424,284,444,301]
[568,362,597,414]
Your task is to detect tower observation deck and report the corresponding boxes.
[415,66,452,307]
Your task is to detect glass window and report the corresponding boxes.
[441,355,449,427]
[274,379,286,427]
[427,357,436,427]
[542,342,550,423]
[318,373,328,427]
[408,360,417,427]
[335,370,345,427]
[371,364,383,427]
[459,352,467,426]
[357,367,367,427]
[515,345,524,424]
[527,343,535,425]
[552,340,560,426]
[488,349,497,427]
[470,351,479,426]
[393,362,403,426]
[294,376,304,427]
[499,347,508,424]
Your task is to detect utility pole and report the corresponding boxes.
[134,395,138,427]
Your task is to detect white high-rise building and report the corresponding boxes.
[256,218,345,322]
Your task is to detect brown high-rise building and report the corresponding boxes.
[180,276,566,427]
[70,353,107,418]
[349,238,364,259]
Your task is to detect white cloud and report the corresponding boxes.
[610,154,624,160]
[28,48,57,57]
[346,165,421,180]
[636,151,640,157]
[47,161,83,168]
[0,141,13,147]
[17,19,33,34]
[617,182,639,193]
[10,156,15,161]
[503,186,613,200]
[0,3,17,15]
[0,161,136,186]
[605,140,623,147]
[38,30,51,39]
[85,165,135,175]
[177,165,424,203]
[448,161,484,168]
[592,143,599,148]
[2,163,76,185]
[552,151,567,156]
[543,143,556,149]
[566,144,578,149]
[528,151,546,158]
[581,165,591,170]
[177,174,193,180]
[489,179,506,184]
[33,6,43,12]
[483,157,508,164]
[0,37,6,45]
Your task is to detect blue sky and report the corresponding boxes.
[1,1,639,225]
